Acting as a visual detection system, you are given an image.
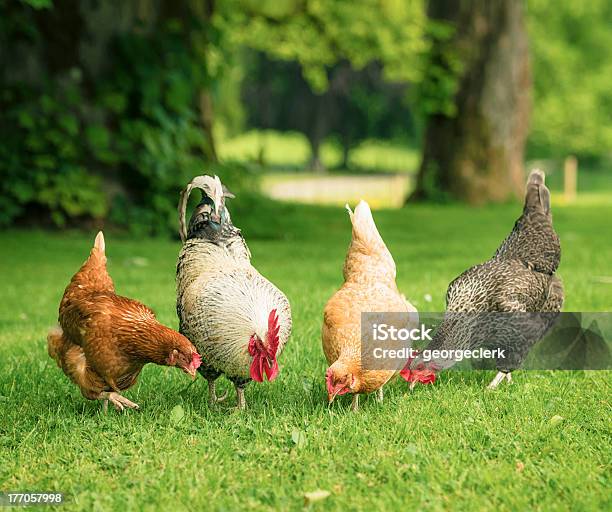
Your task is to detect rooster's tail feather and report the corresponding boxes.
[178,175,224,243]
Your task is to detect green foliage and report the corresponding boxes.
[0,3,254,234]
[218,129,420,173]
[99,20,258,236]
[2,0,611,231]
[229,0,428,92]
[98,25,214,235]
[0,78,107,227]
[528,0,612,158]
[414,20,462,118]
[19,0,52,9]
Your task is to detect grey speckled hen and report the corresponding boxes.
[176,175,291,409]
[412,169,564,388]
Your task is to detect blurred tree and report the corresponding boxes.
[231,0,427,171]
[528,0,612,159]
[0,0,243,233]
[242,54,416,170]
[163,0,219,162]
[412,0,531,203]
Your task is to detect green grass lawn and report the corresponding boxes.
[0,198,610,510]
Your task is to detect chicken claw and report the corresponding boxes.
[208,380,229,404]
[99,391,140,412]
[487,371,512,390]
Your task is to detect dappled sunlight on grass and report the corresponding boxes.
[262,173,412,209]
[218,129,419,173]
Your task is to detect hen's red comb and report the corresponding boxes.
[191,352,202,369]
[399,354,436,385]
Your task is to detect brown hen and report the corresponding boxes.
[48,232,201,412]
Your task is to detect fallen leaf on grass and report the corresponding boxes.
[302,376,314,393]
[516,461,525,472]
[304,490,330,506]
[124,257,149,267]
[291,429,307,449]
[405,443,418,455]
[170,404,185,425]
[549,414,564,425]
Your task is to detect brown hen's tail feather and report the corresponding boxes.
[86,231,107,266]
[65,231,114,297]
[346,200,382,243]
[47,325,64,363]
[94,231,105,253]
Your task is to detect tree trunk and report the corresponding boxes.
[307,97,329,173]
[199,89,218,162]
[160,0,218,162]
[308,137,325,173]
[340,140,351,169]
[412,0,531,204]
[197,0,218,163]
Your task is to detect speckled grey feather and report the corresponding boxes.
[416,170,564,372]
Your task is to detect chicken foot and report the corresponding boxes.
[235,385,247,410]
[99,391,139,412]
[375,387,384,403]
[487,371,512,390]
[208,380,228,404]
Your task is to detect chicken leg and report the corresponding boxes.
[99,391,139,412]
[208,380,228,404]
[351,394,360,412]
[487,371,512,390]
[235,385,246,410]
[375,387,384,403]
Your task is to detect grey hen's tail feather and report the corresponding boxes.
[524,168,550,214]
[527,168,545,186]
[493,169,560,274]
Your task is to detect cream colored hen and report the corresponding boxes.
[322,200,417,411]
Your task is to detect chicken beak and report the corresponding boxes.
[409,380,418,391]
[212,188,223,222]
[328,386,342,405]
[185,366,198,380]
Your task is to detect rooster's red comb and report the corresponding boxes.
[267,309,280,356]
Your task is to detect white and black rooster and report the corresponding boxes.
[176,175,291,409]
